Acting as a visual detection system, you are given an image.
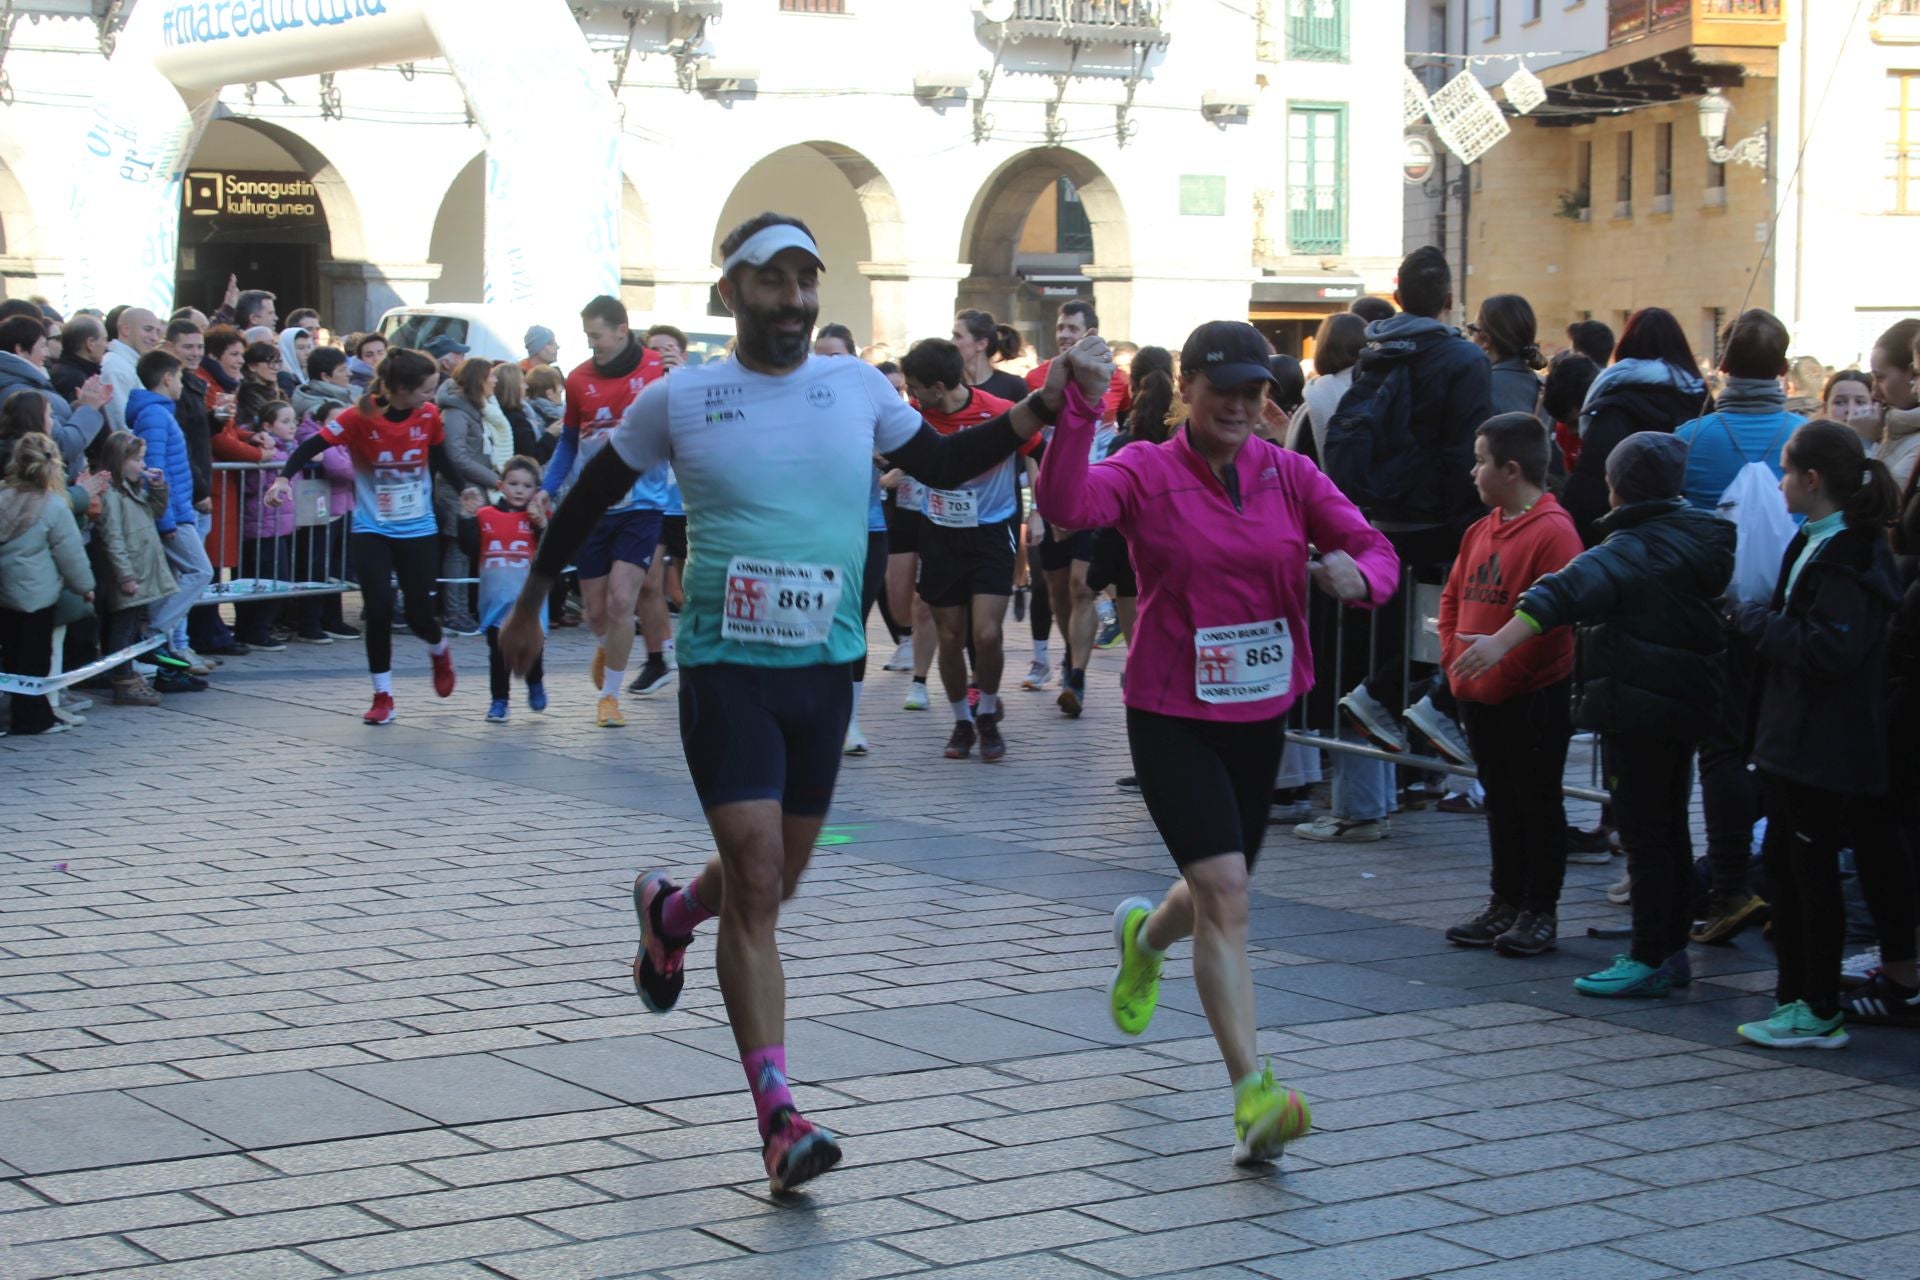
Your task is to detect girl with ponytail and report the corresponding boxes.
[953,309,1030,403]
[1729,418,1904,1050]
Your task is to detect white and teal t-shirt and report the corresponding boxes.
[610,355,925,668]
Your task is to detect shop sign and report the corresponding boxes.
[1404,134,1436,186]
[183,171,321,220]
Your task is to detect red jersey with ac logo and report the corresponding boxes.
[475,504,540,629]
[319,404,444,538]
[561,345,669,512]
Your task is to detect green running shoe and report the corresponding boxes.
[1233,1062,1312,1165]
[1107,896,1161,1036]
[1737,999,1850,1050]
[1572,954,1672,999]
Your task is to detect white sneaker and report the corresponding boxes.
[50,705,86,727]
[1339,685,1408,753]
[1607,872,1632,905]
[844,723,870,756]
[62,695,93,713]
[882,641,914,672]
[1021,660,1052,690]
[1405,694,1473,766]
[175,646,215,675]
[903,682,929,711]
[1293,816,1389,843]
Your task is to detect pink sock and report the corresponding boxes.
[661,882,715,936]
[742,1045,793,1138]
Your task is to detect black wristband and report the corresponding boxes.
[1024,389,1062,426]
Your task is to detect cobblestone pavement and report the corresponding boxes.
[3,620,1917,1280]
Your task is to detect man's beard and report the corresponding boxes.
[737,302,817,369]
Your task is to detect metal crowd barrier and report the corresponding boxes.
[1277,564,1610,806]
[205,461,355,602]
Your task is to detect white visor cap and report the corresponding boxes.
[721,223,826,274]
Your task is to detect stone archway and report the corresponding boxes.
[66,0,615,325]
[0,151,47,302]
[958,147,1133,348]
[712,142,907,349]
[428,153,486,306]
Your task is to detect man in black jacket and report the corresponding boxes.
[49,315,107,406]
[1322,246,1492,769]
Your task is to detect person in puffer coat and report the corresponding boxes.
[1452,432,1734,1002]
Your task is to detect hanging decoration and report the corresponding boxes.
[1402,65,1430,127]
[1427,69,1509,165]
[1502,62,1546,116]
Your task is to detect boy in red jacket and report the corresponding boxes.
[1439,412,1585,956]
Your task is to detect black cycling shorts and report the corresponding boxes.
[679,663,851,816]
[1128,706,1287,869]
[1038,525,1094,572]
[660,514,688,562]
[1087,527,1137,597]
[917,517,1017,609]
[886,499,923,557]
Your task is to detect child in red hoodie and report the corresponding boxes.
[1439,412,1585,957]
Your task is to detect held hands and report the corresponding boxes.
[1451,632,1514,681]
[529,491,552,529]
[1062,335,1115,403]
[499,602,543,676]
[1308,550,1368,602]
[459,489,484,519]
[264,476,291,508]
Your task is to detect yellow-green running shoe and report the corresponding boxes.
[1108,896,1161,1036]
[1232,1062,1311,1165]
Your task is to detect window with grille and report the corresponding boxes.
[1287,104,1347,254]
[1057,178,1094,255]
[1286,0,1347,62]
[1654,123,1673,197]
[1890,71,1920,213]
[779,0,847,11]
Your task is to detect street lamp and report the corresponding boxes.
[1697,88,1769,173]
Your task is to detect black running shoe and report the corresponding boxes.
[1842,970,1920,1025]
[1494,910,1558,957]
[629,656,675,696]
[632,872,693,1013]
[764,1107,842,1195]
[944,720,977,759]
[977,713,1006,762]
[1445,902,1518,948]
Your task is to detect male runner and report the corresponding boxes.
[900,338,1031,762]
[542,296,667,726]
[501,213,1111,1193]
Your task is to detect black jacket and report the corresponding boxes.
[48,354,102,406]
[1563,383,1711,546]
[1733,524,1899,795]
[175,370,214,505]
[1327,315,1492,533]
[1517,498,1735,739]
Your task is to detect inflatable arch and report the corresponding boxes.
[66,0,618,324]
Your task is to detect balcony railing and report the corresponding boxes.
[1607,0,1783,46]
[986,1,1168,41]
[1288,184,1344,254]
[1286,0,1347,62]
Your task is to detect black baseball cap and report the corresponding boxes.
[1180,321,1279,391]
[423,335,471,358]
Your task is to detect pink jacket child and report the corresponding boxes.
[241,437,298,540]
[295,414,356,520]
[1036,380,1400,722]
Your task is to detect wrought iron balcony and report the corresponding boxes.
[979,1,1169,46]
[1606,0,1785,49]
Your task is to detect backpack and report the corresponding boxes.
[1705,414,1797,605]
[1321,356,1417,512]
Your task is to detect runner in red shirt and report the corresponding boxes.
[541,296,667,727]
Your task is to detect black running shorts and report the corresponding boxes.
[679,663,851,815]
[1127,706,1287,869]
[917,517,1017,609]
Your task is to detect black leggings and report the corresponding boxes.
[1761,772,1853,1019]
[1128,706,1287,869]
[352,531,441,674]
[487,627,544,700]
[1609,731,1697,968]
[861,530,888,629]
[1461,682,1572,914]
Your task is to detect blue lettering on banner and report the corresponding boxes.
[162,0,388,49]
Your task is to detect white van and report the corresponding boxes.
[377,304,735,368]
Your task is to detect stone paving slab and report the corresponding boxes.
[2,618,1917,1277]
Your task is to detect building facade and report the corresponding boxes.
[0,0,1405,358]
[1412,1,1916,372]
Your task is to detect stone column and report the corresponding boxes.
[319,260,445,336]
